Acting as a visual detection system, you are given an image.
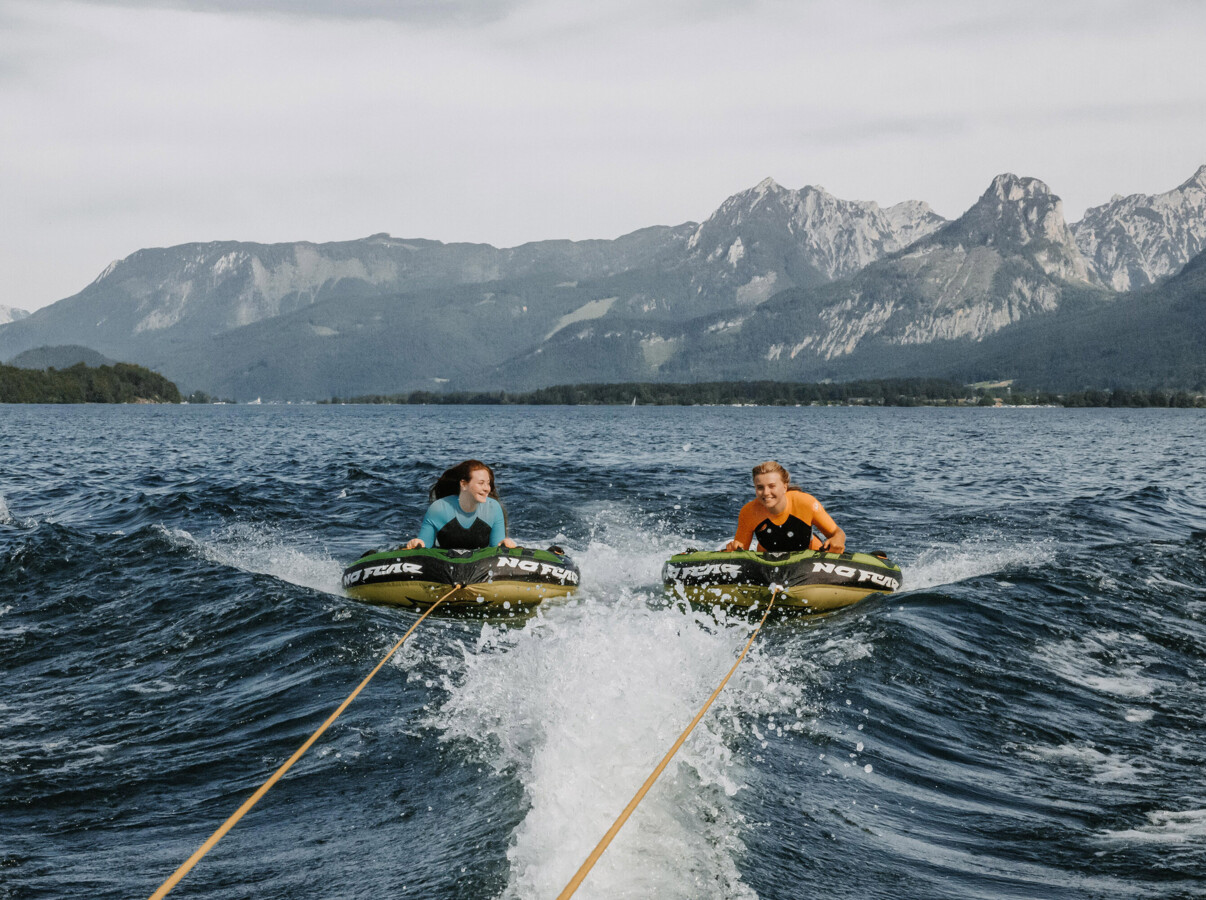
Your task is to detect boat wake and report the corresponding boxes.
[0,492,37,529]
[156,522,346,596]
[900,535,1056,591]
[423,597,798,899]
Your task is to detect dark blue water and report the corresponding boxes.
[2,405,1204,900]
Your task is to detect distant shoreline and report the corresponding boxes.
[320,379,1206,409]
[3,371,1202,408]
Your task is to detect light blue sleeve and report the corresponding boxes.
[487,498,507,546]
[416,499,445,547]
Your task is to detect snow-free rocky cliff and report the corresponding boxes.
[680,177,946,306]
[1073,165,1206,291]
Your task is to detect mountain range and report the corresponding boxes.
[2,166,1204,400]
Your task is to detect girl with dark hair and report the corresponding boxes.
[405,460,518,550]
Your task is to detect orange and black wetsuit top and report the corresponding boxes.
[733,490,837,552]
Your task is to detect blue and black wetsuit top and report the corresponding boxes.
[416,496,506,550]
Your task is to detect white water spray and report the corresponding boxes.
[0,492,36,528]
[902,536,1056,591]
[157,523,346,596]
[429,598,784,899]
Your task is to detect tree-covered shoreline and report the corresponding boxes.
[324,379,1206,408]
[0,362,181,404]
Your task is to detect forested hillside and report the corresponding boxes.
[0,362,181,403]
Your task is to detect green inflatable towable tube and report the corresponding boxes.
[342,545,581,615]
[662,548,902,613]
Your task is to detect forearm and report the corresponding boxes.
[819,525,845,551]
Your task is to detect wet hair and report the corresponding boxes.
[751,460,803,493]
[429,459,499,502]
[428,460,509,529]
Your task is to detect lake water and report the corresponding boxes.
[2,404,1205,899]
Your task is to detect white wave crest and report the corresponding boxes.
[901,537,1057,591]
[156,523,346,596]
[1100,808,1206,844]
[1018,742,1154,784]
[0,493,36,528]
[1034,631,1166,700]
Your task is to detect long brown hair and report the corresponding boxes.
[429,459,500,502]
[428,460,509,530]
[751,460,803,493]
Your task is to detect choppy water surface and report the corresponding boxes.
[2,405,1204,899]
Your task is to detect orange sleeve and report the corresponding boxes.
[810,498,838,540]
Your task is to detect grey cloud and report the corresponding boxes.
[60,0,798,28]
[71,0,523,26]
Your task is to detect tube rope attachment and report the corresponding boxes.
[147,583,463,900]
[556,588,780,900]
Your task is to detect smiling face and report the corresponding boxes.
[753,470,789,516]
[460,466,494,505]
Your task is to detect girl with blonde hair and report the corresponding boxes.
[725,460,845,553]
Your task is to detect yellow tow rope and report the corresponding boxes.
[556,589,779,900]
[148,584,463,900]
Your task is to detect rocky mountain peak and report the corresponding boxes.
[1073,163,1206,290]
[932,173,1090,283]
[0,304,32,327]
[685,178,946,288]
[989,172,1041,202]
[977,174,1068,242]
[883,200,945,249]
[706,176,795,221]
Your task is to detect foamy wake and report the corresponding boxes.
[1018,742,1154,784]
[1100,808,1206,844]
[156,523,346,596]
[423,594,822,900]
[0,492,36,529]
[901,536,1057,591]
[1033,630,1166,701]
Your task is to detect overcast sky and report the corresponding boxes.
[3,0,1205,312]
